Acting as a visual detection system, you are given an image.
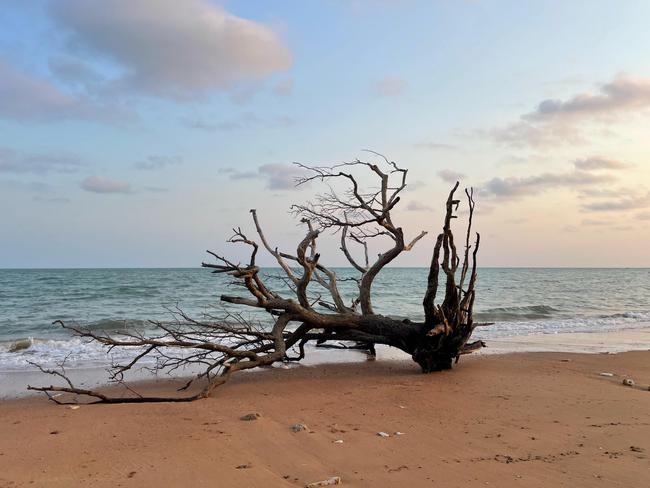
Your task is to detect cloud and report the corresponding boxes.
[486,119,584,148]
[48,56,103,88]
[220,163,305,190]
[405,201,433,212]
[80,175,131,194]
[50,0,292,100]
[259,163,304,190]
[0,147,83,174]
[133,155,182,170]
[0,59,127,122]
[637,211,650,220]
[525,76,650,121]
[437,169,465,184]
[481,171,614,199]
[373,76,407,97]
[227,170,260,180]
[573,156,629,171]
[180,117,219,131]
[580,192,650,212]
[487,75,650,147]
[0,59,77,121]
[181,113,295,132]
[577,187,627,198]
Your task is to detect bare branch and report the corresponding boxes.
[30,156,487,403]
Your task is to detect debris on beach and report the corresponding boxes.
[235,463,252,469]
[290,423,308,432]
[377,432,390,438]
[8,338,33,353]
[240,413,261,421]
[599,372,614,377]
[630,446,644,453]
[394,431,405,436]
[305,476,342,487]
[333,439,344,444]
[68,405,80,410]
[622,378,635,387]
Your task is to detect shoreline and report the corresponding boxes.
[2,326,650,399]
[1,351,649,487]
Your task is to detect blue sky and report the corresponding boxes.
[1,0,650,267]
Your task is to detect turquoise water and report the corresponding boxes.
[1,267,650,370]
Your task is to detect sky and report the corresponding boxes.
[1,0,650,268]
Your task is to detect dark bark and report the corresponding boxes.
[30,155,487,403]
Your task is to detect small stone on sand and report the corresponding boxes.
[305,476,342,487]
[240,413,261,421]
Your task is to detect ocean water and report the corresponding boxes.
[1,267,650,371]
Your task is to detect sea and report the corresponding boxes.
[1,267,650,374]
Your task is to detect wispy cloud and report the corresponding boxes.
[133,155,182,170]
[580,192,650,212]
[487,75,650,148]
[573,156,630,171]
[525,76,650,121]
[405,201,433,212]
[220,163,306,190]
[486,119,584,148]
[437,169,465,184]
[80,175,131,194]
[0,147,84,174]
[0,59,129,123]
[181,113,295,132]
[259,164,304,190]
[50,0,292,100]
[481,171,614,199]
[48,56,104,89]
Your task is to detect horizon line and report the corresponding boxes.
[1,266,649,271]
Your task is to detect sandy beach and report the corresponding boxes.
[1,351,649,487]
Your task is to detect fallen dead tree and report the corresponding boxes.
[29,155,486,403]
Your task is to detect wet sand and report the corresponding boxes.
[1,351,649,487]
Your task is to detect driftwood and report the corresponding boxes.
[29,155,486,403]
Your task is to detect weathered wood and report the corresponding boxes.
[31,156,486,403]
